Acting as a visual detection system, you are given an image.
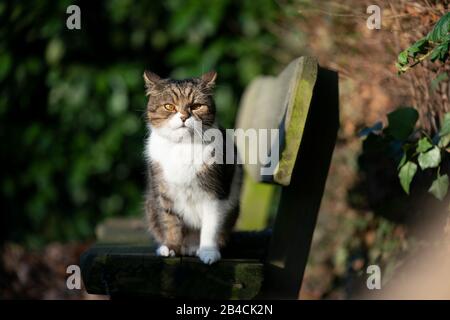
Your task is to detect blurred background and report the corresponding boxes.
[1,0,449,299]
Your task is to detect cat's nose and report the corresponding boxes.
[180,113,190,122]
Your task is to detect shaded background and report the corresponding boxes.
[1,0,280,246]
[1,0,449,299]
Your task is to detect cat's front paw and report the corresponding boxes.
[156,245,176,257]
[196,247,221,265]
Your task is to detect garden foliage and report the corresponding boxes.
[0,0,280,246]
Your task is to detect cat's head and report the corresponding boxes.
[144,70,217,142]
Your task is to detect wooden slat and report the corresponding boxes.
[235,56,318,186]
[263,67,339,299]
[236,57,319,231]
[237,172,280,230]
[81,230,271,299]
[81,249,263,299]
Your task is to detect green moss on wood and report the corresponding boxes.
[237,172,279,230]
[274,57,318,186]
[81,246,264,299]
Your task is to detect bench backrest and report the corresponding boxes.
[236,56,339,298]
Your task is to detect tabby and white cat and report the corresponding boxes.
[143,70,242,264]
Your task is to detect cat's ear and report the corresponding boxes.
[200,71,217,88]
[143,70,161,93]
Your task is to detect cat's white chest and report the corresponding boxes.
[147,133,203,183]
[146,133,208,228]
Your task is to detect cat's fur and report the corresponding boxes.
[143,70,242,264]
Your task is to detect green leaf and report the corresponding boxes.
[418,146,441,170]
[416,137,433,153]
[398,161,417,194]
[386,107,419,140]
[426,12,450,43]
[428,174,449,201]
[438,134,450,148]
[437,42,449,61]
[407,38,428,56]
[397,50,408,65]
[430,46,441,61]
[398,152,407,170]
[439,113,450,137]
[429,42,449,62]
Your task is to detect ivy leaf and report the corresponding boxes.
[439,113,450,137]
[397,153,407,170]
[386,107,419,140]
[438,134,450,148]
[428,174,449,201]
[418,146,441,170]
[416,137,433,153]
[398,161,417,194]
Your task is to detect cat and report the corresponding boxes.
[143,70,242,265]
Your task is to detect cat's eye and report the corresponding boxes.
[163,104,176,112]
[191,104,206,111]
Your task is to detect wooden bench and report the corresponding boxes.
[80,56,339,299]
